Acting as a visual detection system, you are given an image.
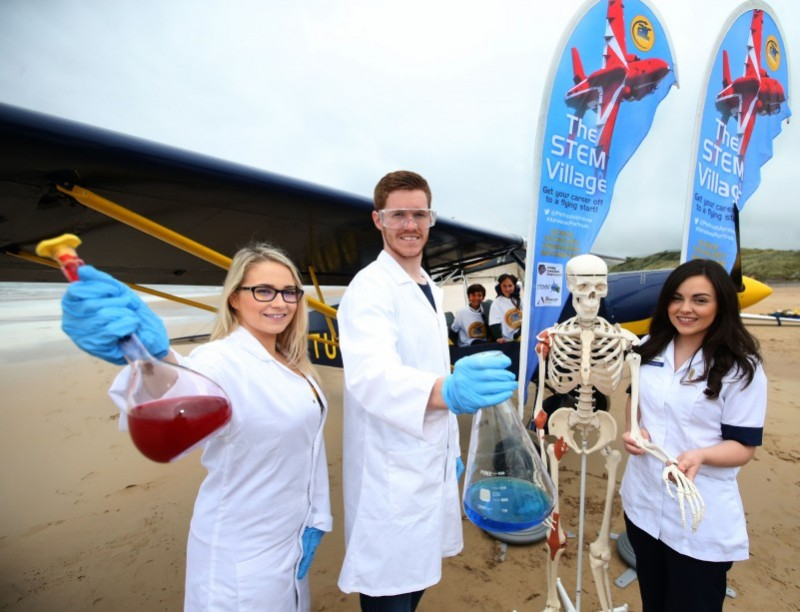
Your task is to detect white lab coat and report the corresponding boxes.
[337,251,463,597]
[109,326,332,611]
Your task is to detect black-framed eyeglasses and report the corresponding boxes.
[238,285,305,303]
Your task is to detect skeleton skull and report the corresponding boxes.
[566,254,608,321]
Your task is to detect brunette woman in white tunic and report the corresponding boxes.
[620,259,766,612]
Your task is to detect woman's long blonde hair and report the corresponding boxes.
[211,243,317,381]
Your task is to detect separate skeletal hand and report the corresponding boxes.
[631,433,706,532]
[660,461,705,532]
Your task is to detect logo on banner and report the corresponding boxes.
[765,35,781,71]
[535,262,564,307]
[631,16,655,51]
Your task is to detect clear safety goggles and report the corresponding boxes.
[378,208,437,229]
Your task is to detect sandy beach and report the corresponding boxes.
[1,285,798,611]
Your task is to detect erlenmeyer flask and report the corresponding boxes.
[463,399,556,533]
[121,334,231,463]
[37,234,232,463]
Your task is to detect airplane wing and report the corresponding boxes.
[0,103,524,287]
[746,10,763,84]
[604,0,629,68]
[595,0,628,130]
[0,102,774,366]
[742,313,800,327]
[735,10,765,156]
[594,98,622,169]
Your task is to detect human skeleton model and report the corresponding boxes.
[531,254,705,612]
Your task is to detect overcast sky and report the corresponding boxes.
[0,0,796,257]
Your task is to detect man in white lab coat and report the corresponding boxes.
[336,171,517,611]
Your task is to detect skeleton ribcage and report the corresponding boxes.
[547,319,627,396]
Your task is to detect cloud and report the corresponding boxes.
[0,0,795,257]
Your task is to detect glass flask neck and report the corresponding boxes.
[119,334,154,363]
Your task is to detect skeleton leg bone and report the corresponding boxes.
[544,439,569,612]
[588,447,621,612]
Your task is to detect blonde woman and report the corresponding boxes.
[61,243,331,611]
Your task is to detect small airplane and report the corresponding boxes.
[0,103,772,369]
[0,101,523,367]
[564,0,671,172]
[715,8,787,162]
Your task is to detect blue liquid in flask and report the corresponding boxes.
[464,477,553,532]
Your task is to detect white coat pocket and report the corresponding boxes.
[387,446,441,516]
[235,547,295,610]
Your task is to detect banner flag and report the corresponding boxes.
[519,0,677,393]
[682,3,791,274]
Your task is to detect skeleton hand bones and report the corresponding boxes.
[625,426,706,532]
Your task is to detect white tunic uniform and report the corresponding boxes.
[110,326,332,611]
[337,251,463,596]
[620,340,767,562]
[488,295,522,341]
[451,305,487,346]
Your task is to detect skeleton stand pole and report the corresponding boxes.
[557,437,591,611]
[557,436,627,612]
[575,440,589,611]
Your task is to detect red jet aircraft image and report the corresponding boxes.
[715,9,786,162]
[564,0,671,173]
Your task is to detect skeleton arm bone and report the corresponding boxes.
[622,397,650,456]
[626,351,706,531]
[531,324,582,421]
[532,329,553,465]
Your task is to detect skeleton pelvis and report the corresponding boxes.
[548,407,617,455]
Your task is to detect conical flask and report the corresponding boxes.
[37,234,232,463]
[463,399,556,533]
[120,334,231,463]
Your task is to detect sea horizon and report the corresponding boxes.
[0,282,220,364]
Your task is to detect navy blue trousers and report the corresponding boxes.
[625,514,732,611]
[359,590,425,612]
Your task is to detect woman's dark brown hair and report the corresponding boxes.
[636,259,761,399]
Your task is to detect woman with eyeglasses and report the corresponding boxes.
[60,243,331,612]
[620,259,766,611]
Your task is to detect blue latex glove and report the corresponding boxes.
[297,527,324,580]
[442,351,517,414]
[456,456,465,481]
[61,265,169,365]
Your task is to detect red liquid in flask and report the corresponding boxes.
[127,395,232,463]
